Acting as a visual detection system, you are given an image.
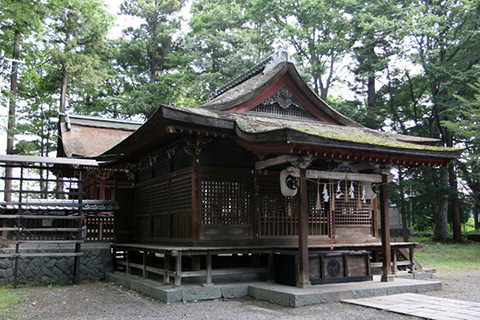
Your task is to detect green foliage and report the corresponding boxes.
[184,0,277,102]
[267,0,353,100]
[45,0,114,113]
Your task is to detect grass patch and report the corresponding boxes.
[415,241,480,273]
[0,286,23,319]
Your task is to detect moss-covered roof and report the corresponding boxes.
[163,105,459,154]
[232,113,456,152]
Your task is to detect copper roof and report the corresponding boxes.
[59,114,143,158]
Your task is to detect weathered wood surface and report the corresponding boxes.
[343,293,480,320]
[0,154,99,166]
[112,242,419,252]
[286,167,392,183]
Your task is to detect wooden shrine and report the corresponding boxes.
[92,52,460,287]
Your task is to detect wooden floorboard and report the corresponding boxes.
[343,293,480,320]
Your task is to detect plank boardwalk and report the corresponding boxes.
[343,293,480,320]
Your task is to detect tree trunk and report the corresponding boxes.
[365,65,376,128]
[4,29,21,202]
[473,201,479,230]
[448,163,463,242]
[57,66,67,198]
[398,169,409,242]
[59,66,68,113]
[432,168,450,241]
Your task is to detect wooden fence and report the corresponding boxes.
[84,215,114,242]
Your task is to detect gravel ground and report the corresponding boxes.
[425,270,480,302]
[7,271,480,320]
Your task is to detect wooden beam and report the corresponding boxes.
[287,167,392,183]
[380,173,394,282]
[255,155,299,170]
[297,167,311,288]
[0,154,99,166]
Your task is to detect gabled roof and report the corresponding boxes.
[58,114,143,158]
[99,52,461,166]
[202,53,361,127]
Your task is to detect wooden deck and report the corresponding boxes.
[112,242,418,287]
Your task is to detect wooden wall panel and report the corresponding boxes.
[198,168,254,240]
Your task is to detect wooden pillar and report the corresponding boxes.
[205,251,212,286]
[163,251,170,285]
[174,251,182,287]
[380,173,394,282]
[297,167,310,288]
[191,168,200,242]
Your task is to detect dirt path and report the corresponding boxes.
[6,271,479,320]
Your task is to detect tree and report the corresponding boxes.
[406,0,480,242]
[444,80,480,230]
[46,0,113,113]
[268,0,353,100]
[185,0,276,103]
[0,0,46,201]
[115,0,187,117]
[346,0,406,129]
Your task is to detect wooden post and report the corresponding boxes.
[253,172,260,240]
[409,246,415,273]
[372,197,378,237]
[18,167,24,212]
[297,167,310,288]
[174,251,182,287]
[268,249,274,282]
[392,247,397,275]
[13,242,19,289]
[73,242,81,284]
[205,251,212,286]
[163,251,170,285]
[142,251,147,278]
[191,168,200,242]
[380,173,394,282]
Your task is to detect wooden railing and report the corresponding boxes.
[0,154,97,214]
[0,214,83,287]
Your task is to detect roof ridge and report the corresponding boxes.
[209,50,290,100]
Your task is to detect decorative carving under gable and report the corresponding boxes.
[263,87,302,110]
[249,87,317,120]
[166,147,177,160]
[183,138,209,157]
[137,153,158,171]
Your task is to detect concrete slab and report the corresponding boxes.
[107,272,442,307]
[248,276,441,307]
[343,293,480,320]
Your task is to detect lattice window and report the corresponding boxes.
[307,180,329,236]
[200,174,253,225]
[249,103,317,120]
[330,181,372,225]
[258,174,329,237]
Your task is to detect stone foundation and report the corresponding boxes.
[0,245,112,285]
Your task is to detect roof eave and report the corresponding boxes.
[235,126,461,161]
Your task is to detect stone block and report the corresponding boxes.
[182,286,221,302]
[0,260,11,269]
[248,286,292,307]
[220,284,249,299]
